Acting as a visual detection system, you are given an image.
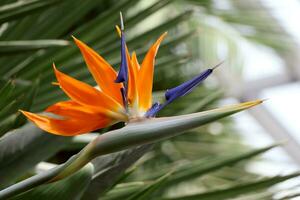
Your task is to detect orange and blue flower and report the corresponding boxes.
[21,14,219,136]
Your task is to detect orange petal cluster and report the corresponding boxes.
[21,33,167,136]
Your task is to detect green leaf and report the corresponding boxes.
[166,143,280,185]
[0,40,69,55]
[278,192,300,200]
[161,172,300,200]
[0,115,17,136]
[0,124,70,189]
[126,172,171,200]
[82,145,153,200]
[14,78,40,127]
[11,163,94,200]
[101,143,280,199]
[0,81,15,109]
[0,78,39,135]
[176,90,223,115]
[0,100,262,199]
[0,100,18,121]
[0,0,60,24]
[102,182,147,200]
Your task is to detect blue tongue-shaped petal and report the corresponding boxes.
[115,13,128,84]
[165,62,222,104]
[145,62,222,117]
[165,69,212,102]
[115,12,129,109]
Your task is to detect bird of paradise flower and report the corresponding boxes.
[21,13,256,136]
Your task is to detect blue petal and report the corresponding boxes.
[145,102,162,117]
[145,62,221,117]
[115,32,128,83]
[165,68,213,103]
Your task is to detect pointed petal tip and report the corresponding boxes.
[119,12,124,30]
[52,63,64,76]
[19,110,36,120]
[239,99,264,109]
[159,32,168,41]
[72,36,84,47]
[71,35,82,43]
[19,109,26,115]
[20,110,43,124]
[52,63,60,76]
[72,37,89,51]
[52,63,57,70]
[211,60,225,70]
[19,110,32,121]
[71,35,82,46]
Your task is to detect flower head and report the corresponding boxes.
[21,14,219,136]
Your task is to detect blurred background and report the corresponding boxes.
[135,0,300,198]
[1,0,300,199]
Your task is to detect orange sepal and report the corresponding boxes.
[72,37,123,104]
[128,52,140,109]
[137,32,167,111]
[46,100,99,119]
[20,110,113,136]
[53,64,124,117]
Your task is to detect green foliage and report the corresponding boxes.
[126,172,172,200]
[11,163,94,200]
[0,0,59,24]
[0,124,70,189]
[0,79,38,136]
[161,173,300,200]
[0,40,69,55]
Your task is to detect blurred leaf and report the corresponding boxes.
[0,81,15,108]
[126,172,171,200]
[0,115,17,136]
[102,182,147,200]
[13,78,40,127]
[0,40,69,55]
[101,143,280,199]
[166,143,280,185]
[278,192,300,200]
[162,172,300,200]
[175,90,223,115]
[0,78,39,135]
[11,163,94,200]
[0,0,60,24]
[0,124,70,189]
[0,100,18,121]
[82,145,153,200]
